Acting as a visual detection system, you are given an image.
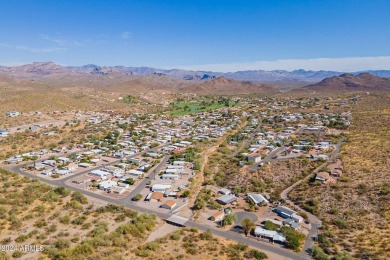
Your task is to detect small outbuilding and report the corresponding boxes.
[210,211,225,222]
[161,200,177,210]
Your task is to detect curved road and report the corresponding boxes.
[280,137,345,256]
[1,129,338,260]
[4,158,308,260]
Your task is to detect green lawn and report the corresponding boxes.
[168,101,241,116]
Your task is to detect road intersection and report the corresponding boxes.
[2,135,345,260]
[5,148,309,260]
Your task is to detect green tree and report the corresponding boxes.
[132,194,143,201]
[193,197,206,210]
[182,190,190,198]
[222,214,237,226]
[264,220,278,231]
[241,218,256,236]
[124,178,135,185]
[281,226,305,252]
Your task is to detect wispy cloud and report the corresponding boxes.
[120,32,132,40]
[172,56,390,72]
[0,43,67,53]
[39,34,86,47]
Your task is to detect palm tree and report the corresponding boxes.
[241,218,256,237]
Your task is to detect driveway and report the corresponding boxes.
[235,211,258,225]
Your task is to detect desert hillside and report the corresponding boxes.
[300,73,390,93]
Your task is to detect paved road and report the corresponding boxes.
[249,146,285,170]
[231,120,262,158]
[235,211,259,224]
[188,221,307,260]
[4,154,308,260]
[280,137,345,257]
[125,155,170,203]
[6,162,306,260]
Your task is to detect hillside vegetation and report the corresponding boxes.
[290,94,390,259]
[0,168,268,260]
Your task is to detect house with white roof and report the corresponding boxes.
[99,180,117,191]
[161,174,179,180]
[247,193,269,205]
[254,226,286,243]
[151,184,172,192]
[5,111,20,117]
[0,129,9,137]
[90,170,110,180]
[127,169,144,178]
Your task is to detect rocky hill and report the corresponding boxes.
[300,73,390,92]
[177,76,277,94]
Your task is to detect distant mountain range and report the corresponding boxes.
[1,62,390,94]
[1,62,390,85]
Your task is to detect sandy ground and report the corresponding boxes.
[145,223,179,242]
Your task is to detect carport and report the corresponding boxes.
[166,215,189,227]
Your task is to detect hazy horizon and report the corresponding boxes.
[1,0,390,72]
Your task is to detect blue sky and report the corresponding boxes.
[1,0,390,72]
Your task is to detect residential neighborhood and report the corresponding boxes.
[0,95,354,259]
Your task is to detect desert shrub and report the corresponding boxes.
[65,200,83,210]
[116,214,156,237]
[125,210,138,218]
[333,219,348,229]
[208,200,222,209]
[12,251,23,258]
[185,247,198,255]
[53,238,70,249]
[135,242,159,257]
[71,215,87,225]
[1,237,11,244]
[71,191,88,204]
[328,208,339,215]
[250,249,268,259]
[200,230,213,240]
[53,187,70,197]
[42,191,60,202]
[81,223,92,230]
[232,242,248,251]
[71,242,94,256]
[114,214,126,222]
[47,224,57,233]
[281,226,305,252]
[0,251,9,260]
[170,232,181,240]
[357,183,368,194]
[15,234,29,243]
[96,203,124,213]
[311,246,329,260]
[34,219,47,228]
[132,194,143,201]
[190,227,198,233]
[60,215,71,224]
[333,251,353,260]
[88,221,108,237]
